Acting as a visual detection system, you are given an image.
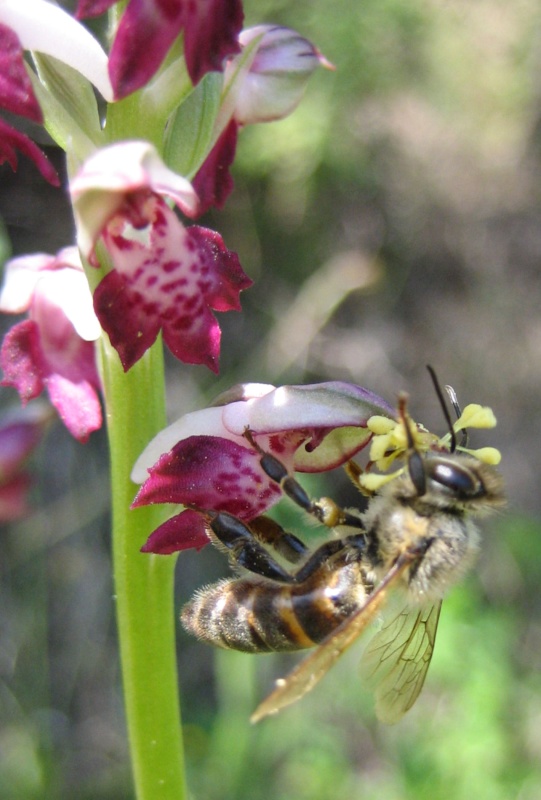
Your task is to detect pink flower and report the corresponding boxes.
[0,1,113,184]
[0,247,102,443]
[77,0,244,99]
[0,404,51,521]
[70,141,252,372]
[131,382,395,554]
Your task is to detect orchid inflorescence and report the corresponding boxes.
[0,2,329,440]
[0,3,337,795]
[0,3,502,799]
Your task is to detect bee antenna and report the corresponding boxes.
[426,365,457,453]
[444,384,468,448]
[398,393,426,496]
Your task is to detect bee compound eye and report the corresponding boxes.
[429,461,481,498]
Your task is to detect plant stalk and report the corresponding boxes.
[100,336,187,800]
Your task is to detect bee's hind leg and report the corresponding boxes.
[206,510,301,583]
[208,509,365,586]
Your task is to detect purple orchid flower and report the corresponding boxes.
[131,382,395,553]
[70,141,252,372]
[0,247,102,442]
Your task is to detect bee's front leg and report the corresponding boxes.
[244,428,365,531]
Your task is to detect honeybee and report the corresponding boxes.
[181,384,505,724]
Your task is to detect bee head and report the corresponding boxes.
[401,370,505,514]
[419,452,506,513]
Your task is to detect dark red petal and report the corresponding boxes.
[140,508,210,553]
[0,25,42,122]
[108,0,184,99]
[1,320,46,403]
[132,434,282,519]
[108,0,243,96]
[187,225,253,311]
[161,304,221,374]
[76,0,117,18]
[183,0,243,85]
[0,119,59,186]
[192,119,238,216]
[93,269,161,372]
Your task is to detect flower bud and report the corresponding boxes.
[225,25,333,126]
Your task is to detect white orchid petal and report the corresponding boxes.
[0,246,100,339]
[0,253,52,311]
[71,141,198,258]
[40,269,100,341]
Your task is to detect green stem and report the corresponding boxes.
[100,335,187,800]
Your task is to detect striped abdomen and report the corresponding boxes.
[181,562,368,653]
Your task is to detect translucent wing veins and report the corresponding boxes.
[360,601,442,724]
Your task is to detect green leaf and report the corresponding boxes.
[163,72,223,178]
[30,53,103,158]
[139,58,194,125]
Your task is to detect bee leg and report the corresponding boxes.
[210,510,366,585]
[249,515,308,564]
[291,533,366,584]
[208,511,297,583]
[244,429,365,531]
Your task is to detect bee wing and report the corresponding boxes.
[250,552,413,723]
[360,601,442,724]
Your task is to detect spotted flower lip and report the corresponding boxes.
[0,247,102,442]
[71,141,252,372]
[132,381,395,554]
[77,0,244,99]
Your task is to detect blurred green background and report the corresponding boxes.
[2,1,541,798]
